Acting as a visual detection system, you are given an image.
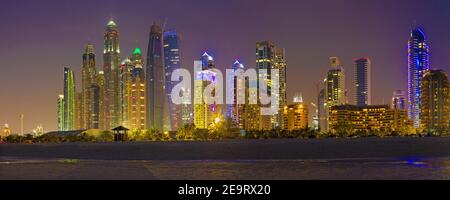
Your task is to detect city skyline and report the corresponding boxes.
[1,0,450,132]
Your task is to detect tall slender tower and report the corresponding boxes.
[63,67,76,131]
[146,24,169,132]
[82,44,97,129]
[256,41,287,130]
[120,58,133,128]
[96,71,106,130]
[194,53,222,129]
[408,26,430,128]
[354,57,371,106]
[57,95,65,131]
[164,30,185,130]
[227,60,246,129]
[103,20,121,130]
[127,63,147,130]
[324,57,346,132]
[421,70,449,134]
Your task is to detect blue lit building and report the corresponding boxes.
[408,27,430,128]
[163,30,189,129]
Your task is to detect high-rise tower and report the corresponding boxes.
[421,70,449,134]
[57,95,65,131]
[164,30,185,130]
[103,19,121,130]
[354,57,371,106]
[146,24,169,132]
[408,26,430,128]
[63,67,76,131]
[256,41,287,130]
[82,44,97,129]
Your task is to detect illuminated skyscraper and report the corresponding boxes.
[120,58,133,128]
[96,71,106,130]
[63,67,76,131]
[256,41,287,130]
[421,70,450,134]
[227,60,246,129]
[57,95,65,131]
[317,87,327,132]
[127,64,147,130]
[82,44,97,129]
[354,57,371,106]
[74,92,82,130]
[103,19,121,130]
[326,57,347,106]
[164,30,185,130]
[392,90,407,110]
[146,24,169,131]
[408,26,430,128]
[194,53,222,129]
[323,57,346,132]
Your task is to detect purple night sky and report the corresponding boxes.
[1,0,450,132]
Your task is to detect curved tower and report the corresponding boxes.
[408,26,430,128]
[146,24,169,131]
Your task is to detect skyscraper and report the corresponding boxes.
[421,70,450,134]
[164,30,184,130]
[96,71,106,130]
[103,19,121,130]
[127,63,147,130]
[323,57,346,132]
[82,44,97,129]
[120,58,133,128]
[354,57,371,106]
[392,90,407,110]
[57,95,65,131]
[256,41,287,130]
[408,26,430,128]
[63,67,75,131]
[146,24,169,132]
[227,60,246,129]
[194,53,222,129]
[326,57,347,106]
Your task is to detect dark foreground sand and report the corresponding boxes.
[2,137,450,179]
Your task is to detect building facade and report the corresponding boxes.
[193,53,223,129]
[127,64,147,130]
[283,95,309,131]
[57,95,65,131]
[256,41,287,130]
[146,24,169,132]
[63,67,75,131]
[421,70,450,134]
[81,44,97,129]
[354,57,371,106]
[329,105,404,134]
[163,30,185,130]
[103,20,121,130]
[408,27,430,128]
[392,90,407,110]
